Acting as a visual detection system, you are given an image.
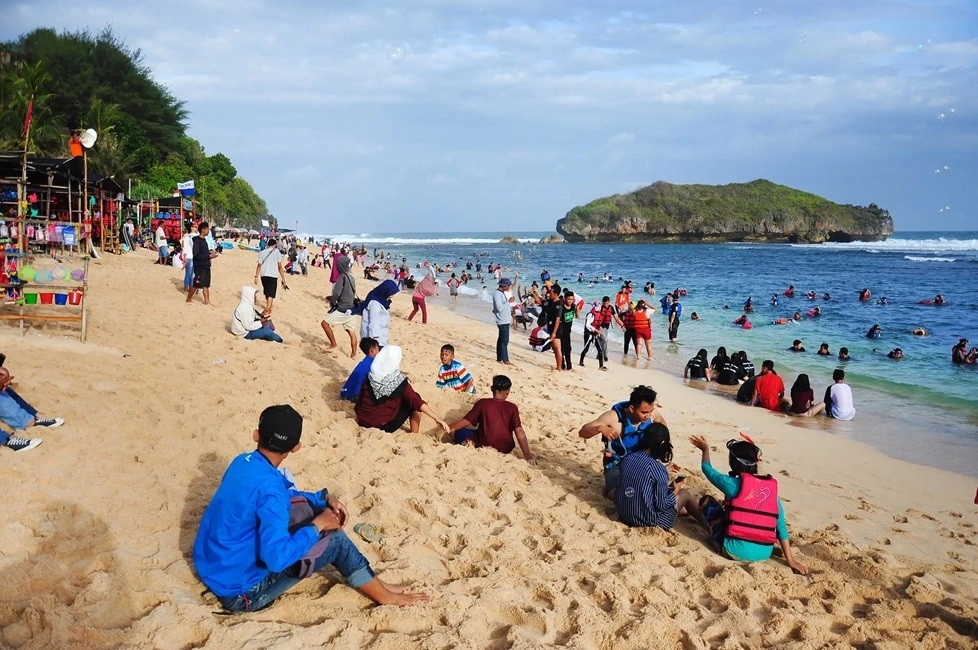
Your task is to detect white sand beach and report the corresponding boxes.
[1,247,975,649]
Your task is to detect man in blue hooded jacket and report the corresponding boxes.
[193,404,427,611]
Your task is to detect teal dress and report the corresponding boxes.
[701,461,789,561]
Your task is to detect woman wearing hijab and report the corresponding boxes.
[408,272,438,324]
[359,279,399,347]
[354,346,450,434]
[230,286,283,342]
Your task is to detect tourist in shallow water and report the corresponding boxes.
[684,349,709,381]
[817,342,831,356]
[786,374,825,417]
[823,369,856,420]
[866,324,882,339]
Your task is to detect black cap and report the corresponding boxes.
[258,404,303,452]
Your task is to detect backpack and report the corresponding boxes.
[287,497,333,578]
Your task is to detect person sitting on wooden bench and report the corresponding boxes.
[0,357,64,453]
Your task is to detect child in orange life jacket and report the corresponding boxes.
[688,434,808,575]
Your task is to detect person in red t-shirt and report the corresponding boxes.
[448,375,536,464]
[752,360,786,411]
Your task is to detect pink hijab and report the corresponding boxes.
[415,273,438,298]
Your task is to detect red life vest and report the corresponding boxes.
[632,309,650,331]
[725,473,779,545]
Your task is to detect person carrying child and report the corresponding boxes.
[435,344,475,393]
[688,434,808,575]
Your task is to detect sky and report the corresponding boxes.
[3,1,976,233]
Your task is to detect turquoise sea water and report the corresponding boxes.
[311,230,978,477]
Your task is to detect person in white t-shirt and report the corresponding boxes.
[181,223,198,290]
[823,369,855,421]
[155,224,169,265]
[254,238,289,314]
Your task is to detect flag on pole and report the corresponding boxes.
[22,96,34,138]
[177,180,195,196]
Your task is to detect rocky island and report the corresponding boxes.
[556,179,894,243]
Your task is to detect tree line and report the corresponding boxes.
[0,27,272,229]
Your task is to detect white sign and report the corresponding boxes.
[261,219,270,228]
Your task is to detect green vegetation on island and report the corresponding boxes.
[0,28,272,229]
[556,179,894,243]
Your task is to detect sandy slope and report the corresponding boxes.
[0,247,975,649]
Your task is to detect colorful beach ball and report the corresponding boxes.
[34,269,53,284]
[70,269,86,281]
[18,265,36,282]
[51,266,68,281]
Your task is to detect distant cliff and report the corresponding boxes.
[556,179,894,243]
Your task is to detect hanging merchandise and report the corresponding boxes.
[63,226,77,246]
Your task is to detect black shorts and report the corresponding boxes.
[261,276,278,299]
[380,405,413,433]
[193,267,211,289]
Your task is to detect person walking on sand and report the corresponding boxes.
[320,255,359,357]
[254,238,289,315]
[493,278,515,365]
[408,272,438,324]
[187,222,218,305]
[193,404,428,612]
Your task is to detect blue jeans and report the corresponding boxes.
[244,327,283,343]
[216,530,374,612]
[496,324,510,362]
[183,259,194,289]
[0,388,38,443]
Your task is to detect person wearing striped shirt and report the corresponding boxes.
[614,423,700,530]
[435,345,475,393]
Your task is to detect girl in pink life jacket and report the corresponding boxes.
[688,434,808,576]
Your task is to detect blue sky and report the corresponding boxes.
[4,1,976,232]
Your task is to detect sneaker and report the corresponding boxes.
[5,435,42,452]
[600,366,608,371]
[34,417,64,428]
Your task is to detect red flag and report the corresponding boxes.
[22,97,33,138]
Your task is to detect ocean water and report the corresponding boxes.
[313,230,978,477]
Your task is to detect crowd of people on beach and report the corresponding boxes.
[15,236,972,618]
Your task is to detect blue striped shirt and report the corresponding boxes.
[615,452,677,529]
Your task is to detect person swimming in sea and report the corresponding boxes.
[822,292,831,300]
[804,290,816,300]
[838,347,850,361]
[912,328,927,336]
[771,294,779,307]
[817,342,831,356]
[690,312,699,321]
[887,348,904,360]
[807,306,821,318]
[866,324,882,339]
[789,339,805,352]
[792,311,803,322]
[933,294,945,306]
[876,297,888,306]
[744,296,754,313]
[784,285,795,298]
[859,288,872,301]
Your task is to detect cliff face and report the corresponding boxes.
[556,179,894,243]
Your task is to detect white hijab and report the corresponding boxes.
[368,345,406,399]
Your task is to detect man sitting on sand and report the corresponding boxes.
[340,338,379,401]
[193,404,428,612]
[578,386,666,498]
[0,365,63,452]
[752,360,785,411]
[448,375,536,464]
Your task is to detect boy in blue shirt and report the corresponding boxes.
[340,338,379,401]
[193,404,428,611]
